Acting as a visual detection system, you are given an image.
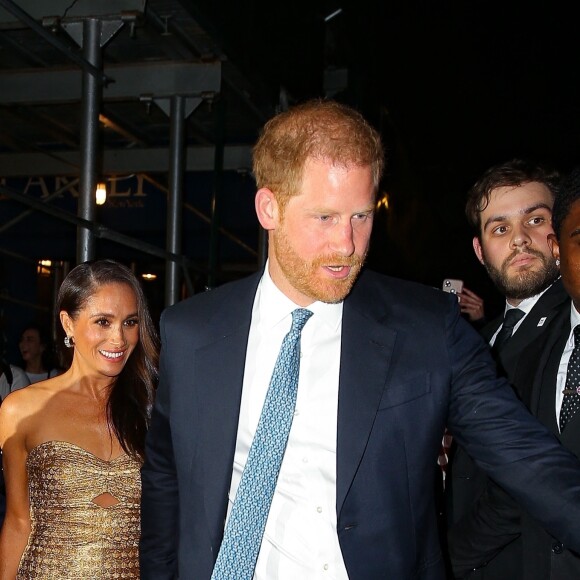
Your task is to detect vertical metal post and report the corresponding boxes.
[207,98,226,289]
[165,95,186,307]
[77,18,102,264]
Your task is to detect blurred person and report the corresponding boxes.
[0,356,30,531]
[449,167,580,579]
[141,100,580,580]
[446,159,566,579]
[0,361,30,402]
[0,259,159,579]
[0,361,29,531]
[18,324,61,384]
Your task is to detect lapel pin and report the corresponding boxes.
[537,317,547,327]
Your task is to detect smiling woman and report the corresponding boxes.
[60,282,140,378]
[0,260,159,579]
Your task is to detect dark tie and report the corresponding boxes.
[211,308,313,580]
[493,308,525,352]
[560,325,580,432]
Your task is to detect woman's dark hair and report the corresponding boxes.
[57,259,159,460]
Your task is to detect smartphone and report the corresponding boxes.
[442,278,464,295]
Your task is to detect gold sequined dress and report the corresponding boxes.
[17,440,141,579]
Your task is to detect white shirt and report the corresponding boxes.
[555,303,580,431]
[26,368,60,384]
[227,266,349,579]
[490,285,552,346]
[0,364,30,400]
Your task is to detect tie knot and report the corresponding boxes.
[291,308,313,333]
[503,308,525,330]
[574,325,580,345]
[493,307,525,352]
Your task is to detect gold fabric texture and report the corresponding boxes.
[17,440,141,579]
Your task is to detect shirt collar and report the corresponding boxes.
[256,261,343,332]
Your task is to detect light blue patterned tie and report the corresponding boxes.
[211,308,313,580]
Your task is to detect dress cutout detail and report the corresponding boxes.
[17,440,141,579]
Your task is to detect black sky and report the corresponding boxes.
[191,0,580,314]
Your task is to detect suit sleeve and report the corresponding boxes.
[140,313,179,579]
[444,299,580,555]
[447,479,521,578]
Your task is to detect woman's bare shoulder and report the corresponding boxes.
[2,379,55,406]
[0,379,63,445]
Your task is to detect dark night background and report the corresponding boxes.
[188,0,580,318]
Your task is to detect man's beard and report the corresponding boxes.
[273,227,366,304]
[483,248,559,301]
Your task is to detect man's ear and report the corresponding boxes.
[255,188,279,230]
[547,233,560,264]
[473,236,485,265]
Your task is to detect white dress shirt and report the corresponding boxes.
[555,302,580,431]
[227,266,349,579]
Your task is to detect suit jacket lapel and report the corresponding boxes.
[481,316,502,344]
[497,279,568,374]
[535,329,568,434]
[514,302,569,430]
[336,290,396,514]
[194,272,262,540]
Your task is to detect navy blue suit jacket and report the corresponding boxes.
[141,270,580,579]
[449,299,580,580]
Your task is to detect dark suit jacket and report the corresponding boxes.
[481,279,569,379]
[140,271,580,580]
[447,279,569,580]
[449,300,580,580]
[446,281,567,508]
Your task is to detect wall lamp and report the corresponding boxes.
[95,181,107,205]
